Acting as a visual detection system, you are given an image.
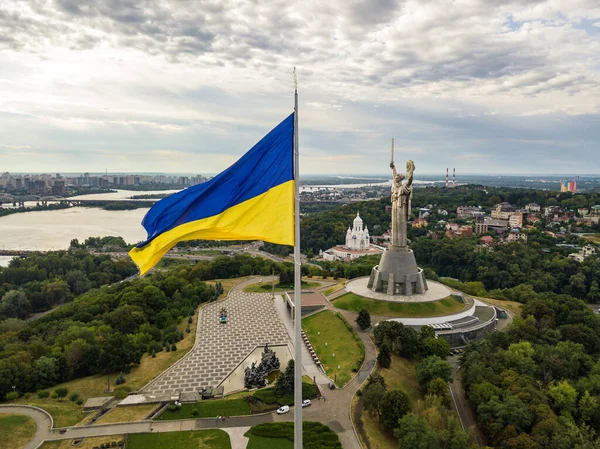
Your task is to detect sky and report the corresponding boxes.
[0,0,599,175]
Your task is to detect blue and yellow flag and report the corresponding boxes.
[129,113,295,275]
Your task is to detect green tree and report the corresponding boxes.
[380,389,411,432]
[377,341,392,368]
[548,380,578,416]
[394,413,438,449]
[416,356,452,388]
[32,356,59,390]
[362,382,386,418]
[275,360,295,396]
[356,309,371,330]
[427,377,452,407]
[420,337,450,359]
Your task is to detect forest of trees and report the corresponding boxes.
[0,260,218,399]
[412,237,600,303]
[463,293,600,448]
[0,250,138,320]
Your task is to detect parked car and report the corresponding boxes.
[276,405,290,414]
[328,382,336,390]
[302,399,312,407]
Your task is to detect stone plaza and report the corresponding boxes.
[142,291,290,397]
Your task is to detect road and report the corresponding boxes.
[0,405,54,449]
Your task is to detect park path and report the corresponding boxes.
[0,405,54,449]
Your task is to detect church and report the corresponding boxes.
[321,213,384,261]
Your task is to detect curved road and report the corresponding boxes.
[0,405,54,449]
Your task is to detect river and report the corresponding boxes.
[0,206,149,251]
[0,256,13,267]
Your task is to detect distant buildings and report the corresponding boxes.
[491,202,516,220]
[321,213,384,261]
[0,171,210,195]
[457,206,484,219]
[568,245,596,263]
[411,218,429,228]
[445,223,473,239]
[525,203,541,213]
[506,229,528,243]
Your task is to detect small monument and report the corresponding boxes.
[367,140,428,296]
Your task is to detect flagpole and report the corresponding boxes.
[293,68,303,449]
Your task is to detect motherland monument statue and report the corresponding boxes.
[367,139,428,296]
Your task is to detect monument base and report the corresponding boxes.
[367,249,428,296]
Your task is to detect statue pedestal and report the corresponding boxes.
[367,249,428,296]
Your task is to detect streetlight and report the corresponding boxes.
[12,385,16,402]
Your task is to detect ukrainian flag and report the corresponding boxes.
[129,113,295,275]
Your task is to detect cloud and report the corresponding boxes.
[0,0,599,173]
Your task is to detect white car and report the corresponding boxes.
[302,399,311,407]
[276,405,290,414]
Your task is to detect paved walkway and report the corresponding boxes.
[346,276,451,303]
[143,292,289,396]
[0,405,54,449]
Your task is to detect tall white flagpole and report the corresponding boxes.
[293,68,303,449]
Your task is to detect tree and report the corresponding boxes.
[98,333,142,373]
[363,382,387,418]
[416,356,452,388]
[0,290,30,319]
[394,413,438,449]
[275,360,295,396]
[377,341,392,368]
[356,309,371,330]
[548,380,577,417]
[427,377,452,407]
[380,389,411,432]
[420,337,450,359]
[32,356,59,390]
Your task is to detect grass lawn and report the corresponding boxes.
[157,398,251,420]
[477,296,523,316]
[322,282,346,297]
[0,413,37,449]
[41,435,125,449]
[302,310,364,387]
[333,293,465,317]
[246,435,294,449]
[359,354,423,449]
[95,404,158,424]
[127,429,231,449]
[243,280,320,294]
[14,398,88,428]
[207,277,251,299]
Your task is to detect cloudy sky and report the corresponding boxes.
[0,0,599,175]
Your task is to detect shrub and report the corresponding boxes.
[167,403,180,412]
[55,387,68,400]
[37,390,50,399]
[151,349,156,358]
[51,392,59,399]
[76,399,84,405]
[115,372,126,385]
[5,391,18,401]
[192,408,199,417]
[69,392,80,402]
[171,343,177,351]
[23,392,31,399]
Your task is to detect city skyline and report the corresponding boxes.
[1,0,599,174]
